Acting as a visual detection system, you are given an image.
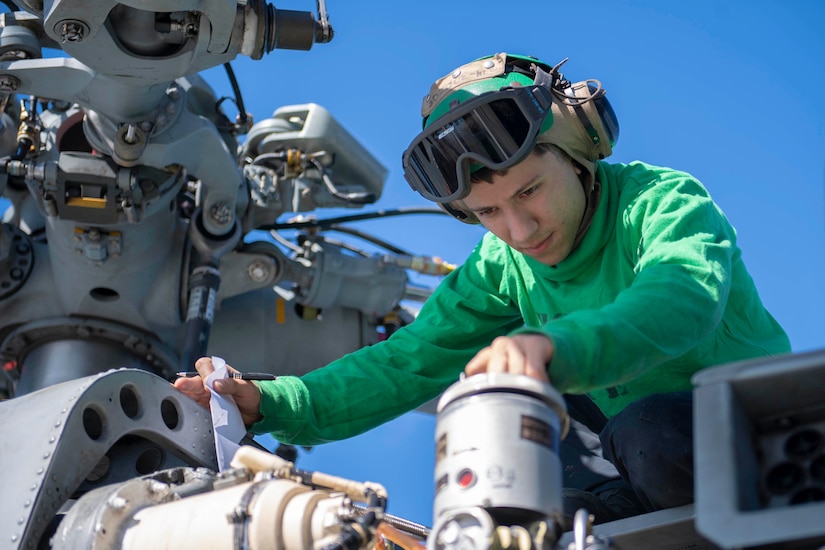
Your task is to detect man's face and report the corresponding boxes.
[461,149,586,266]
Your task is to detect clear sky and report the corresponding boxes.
[4,0,825,531]
[203,0,825,528]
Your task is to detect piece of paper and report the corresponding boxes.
[205,356,247,471]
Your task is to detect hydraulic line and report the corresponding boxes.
[179,264,221,372]
[261,207,448,231]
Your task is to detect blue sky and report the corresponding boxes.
[3,0,824,530]
[215,0,825,527]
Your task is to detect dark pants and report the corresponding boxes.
[560,392,695,512]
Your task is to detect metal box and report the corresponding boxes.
[693,349,825,549]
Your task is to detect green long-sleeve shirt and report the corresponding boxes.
[251,160,790,445]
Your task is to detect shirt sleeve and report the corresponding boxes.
[250,237,524,445]
[522,168,736,394]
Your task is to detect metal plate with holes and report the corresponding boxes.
[0,368,217,548]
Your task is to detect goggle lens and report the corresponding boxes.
[403,86,551,203]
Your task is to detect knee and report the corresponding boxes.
[601,392,694,462]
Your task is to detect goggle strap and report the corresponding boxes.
[532,66,557,90]
[441,202,469,221]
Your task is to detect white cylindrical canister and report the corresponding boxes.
[432,373,569,524]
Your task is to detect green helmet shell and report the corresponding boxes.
[423,69,552,132]
[420,54,555,178]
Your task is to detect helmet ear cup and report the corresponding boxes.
[559,79,619,160]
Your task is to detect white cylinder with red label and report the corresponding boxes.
[432,372,569,525]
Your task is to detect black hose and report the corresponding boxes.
[178,265,221,372]
[326,224,412,256]
[260,207,448,231]
[308,157,376,205]
[222,62,249,127]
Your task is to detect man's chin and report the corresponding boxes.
[523,249,564,266]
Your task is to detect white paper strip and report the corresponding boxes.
[205,356,247,471]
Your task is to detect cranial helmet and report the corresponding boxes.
[410,53,619,224]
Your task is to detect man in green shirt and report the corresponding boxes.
[176,53,790,524]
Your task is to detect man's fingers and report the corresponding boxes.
[464,347,491,376]
[491,338,521,374]
[174,357,263,426]
[173,376,211,409]
[518,335,552,382]
[194,356,216,378]
[463,335,553,383]
[212,377,254,396]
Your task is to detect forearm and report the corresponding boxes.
[526,259,729,394]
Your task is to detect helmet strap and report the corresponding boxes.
[571,174,601,252]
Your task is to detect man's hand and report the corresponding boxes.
[464,334,554,383]
[173,357,264,427]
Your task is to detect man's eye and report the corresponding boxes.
[521,186,538,197]
[477,208,496,217]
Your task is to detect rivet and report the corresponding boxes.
[36,468,44,475]
[483,60,494,69]
[17,517,24,525]
[24,500,31,508]
[109,496,127,510]
[42,451,50,459]
[451,69,462,79]
[11,535,19,542]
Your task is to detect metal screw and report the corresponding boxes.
[58,19,86,43]
[148,480,170,496]
[247,260,270,282]
[209,202,232,225]
[122,125,139,145]
[0,75,20,93]
[108,496,127,511]
[58,20,87,43]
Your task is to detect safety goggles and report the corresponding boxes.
[402,84,554,203]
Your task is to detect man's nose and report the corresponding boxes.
[507,209,538,243]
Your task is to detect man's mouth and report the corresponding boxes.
[519,234,552,255]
